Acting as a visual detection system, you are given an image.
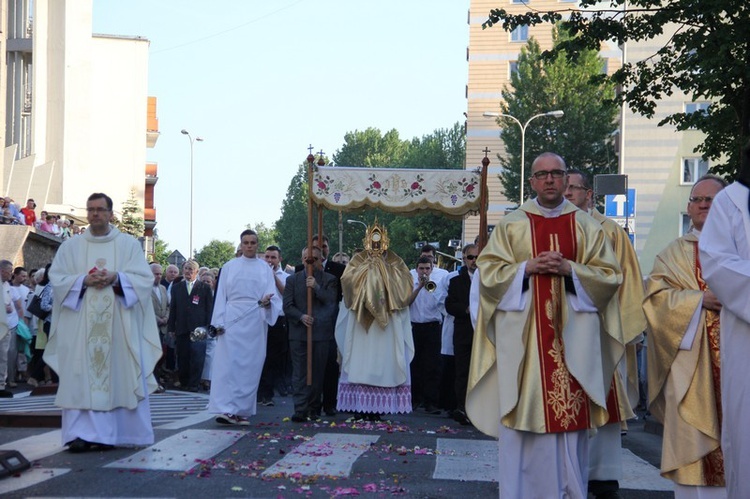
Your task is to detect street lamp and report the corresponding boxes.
[347,219,368,231]
[181,129,204,258]
[483,110,564,204]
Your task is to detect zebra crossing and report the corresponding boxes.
[0,426,675,496]
[0,390,212,428]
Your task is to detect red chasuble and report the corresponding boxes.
[694,241,725,485]
[527,212,591,433]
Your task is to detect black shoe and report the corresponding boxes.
[453,409,471,426]
[423,404,441,415]
[291,412,308,423]
[366,413,381,422]
[0,389,13,398]
[324,407,337,416]
[309,411,321,421]
[66,438,114,453]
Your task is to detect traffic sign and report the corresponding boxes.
[605,189,636,218]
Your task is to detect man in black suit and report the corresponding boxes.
[294,234,345,415]
[284,246,338,422]
[445,243,479,425]
[167,260,213,392]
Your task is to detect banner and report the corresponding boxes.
[310,166,482,219]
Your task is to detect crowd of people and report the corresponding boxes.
[2,157,750,499]
[0,196,81,239]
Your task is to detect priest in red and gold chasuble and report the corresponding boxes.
[465,153,624,498]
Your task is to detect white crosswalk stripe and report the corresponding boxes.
[262,433,380,478]
[105,429,245,471]
[0,391,210,427]
[0,428,673,494]
[434,438,498,482]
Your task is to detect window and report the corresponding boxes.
[509,61,518,77]
[682,157,708,184]
[685,102,710,114]
[510,25,528,42]
[681,213,691,236]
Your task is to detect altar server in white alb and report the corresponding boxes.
[208,229,280,426]
[44,193,162,453]
[699,145,750,499]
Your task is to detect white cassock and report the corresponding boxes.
[44,226,162,446]
[208,256,280,418]
[699,182,750,499]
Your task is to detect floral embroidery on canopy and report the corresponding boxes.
[310,166,482,219]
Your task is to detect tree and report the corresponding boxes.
[496,31,619,204]
[152,234,171,267]
[483,1,750,177]
[245,222,277,252]
[118,188,145,237]
[194,239,236,268]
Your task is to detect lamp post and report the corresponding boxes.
[180,129,203,258]
[483,110,564,204]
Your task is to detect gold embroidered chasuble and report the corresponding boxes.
[45,226,162,412]
[644,233,724,486]
[341,250,413,330]
[592,209,644,420]
[466,200,624,437]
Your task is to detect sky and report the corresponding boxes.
[92,0,470,258]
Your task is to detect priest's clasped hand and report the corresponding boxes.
[301,314,315,327]
[525,251,572,277]
[84,269,119,290]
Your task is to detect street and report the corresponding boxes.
[0,389,674,498]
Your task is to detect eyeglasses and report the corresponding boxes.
[86,207,110,214]
[531,169,567,180]
[689,196,714,203]
[465,255,477,260]
[566,184,590,191]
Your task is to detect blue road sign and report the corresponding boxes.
[605,189,636,218]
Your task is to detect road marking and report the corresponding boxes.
[0,391,210,427]
[620,448,673,491]
[0,430,63,461]
[0,468,70,495]
[105,429,245,471]
[434,438,498,482]
[262,433,379,478]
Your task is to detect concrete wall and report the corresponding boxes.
[0,225,60,270]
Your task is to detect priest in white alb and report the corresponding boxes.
[699,146,750,499]
[44,193,162,452]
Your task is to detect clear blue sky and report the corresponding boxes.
[93,0,469,257]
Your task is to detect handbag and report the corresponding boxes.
[27,294,49,320]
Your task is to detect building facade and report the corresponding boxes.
[464,1,710,272]
[2,0,159,252]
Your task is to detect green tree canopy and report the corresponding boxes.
[496,30,619,204]
[151,236,171,267]
[483,0,750,177]
[194,239,236,269]
[118,188,145,238]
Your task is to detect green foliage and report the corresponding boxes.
[483,0,750,177]
[275,125,466,269]
[194,239,236,269]
[118,188,145,238]
[246,222,278,252]
[152,236,171,267]
[496,30,618,204]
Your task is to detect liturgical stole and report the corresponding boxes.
[527,212,591,433]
